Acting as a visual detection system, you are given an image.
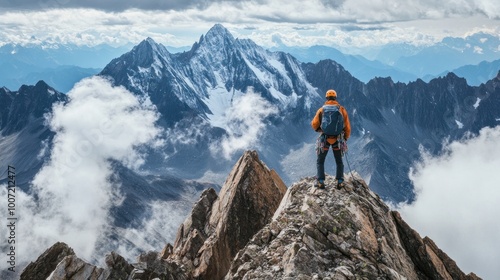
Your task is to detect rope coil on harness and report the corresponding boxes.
[338,132,348,155]
[338,133,362,189]
[316,134,326,155]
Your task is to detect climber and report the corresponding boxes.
[311,89,351,189]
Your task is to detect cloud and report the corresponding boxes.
[339,24,388,32]
[111,185,202,260]
[210,89,276,160]
[0,0,211,12]
[3,0,496,21]
[397,126,500,280]
[0,76,163,268]
[0,2,498,49]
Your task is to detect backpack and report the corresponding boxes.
[321,105,344,136]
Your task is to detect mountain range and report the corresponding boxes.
[2,23,500,201]
[433,59,500,85]
[96,24,500,202]
[273,32,500,85]
[1,24,499,277]
[1,30,498,94]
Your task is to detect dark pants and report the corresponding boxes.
[316,139,344,181]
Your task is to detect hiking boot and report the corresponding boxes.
[336,178,344,190]
[315,180,325,189]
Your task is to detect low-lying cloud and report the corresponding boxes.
[210,89,276,160]
[112,185,202,260]
[0,76,163,269]
[397,126,500,280]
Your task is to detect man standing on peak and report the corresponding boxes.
[311,89,351,189]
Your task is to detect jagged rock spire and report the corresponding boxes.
[201,23,235,44]
[170,150,288,279]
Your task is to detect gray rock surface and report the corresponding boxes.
[225,174,481,280]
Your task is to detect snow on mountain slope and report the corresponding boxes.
[79,24,497,201]
[98,24,500,203]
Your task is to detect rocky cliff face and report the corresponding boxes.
[226,175,480,280]
[21,151,480,280]
[169,150,287,279]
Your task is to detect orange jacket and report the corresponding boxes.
[311,100,351,143]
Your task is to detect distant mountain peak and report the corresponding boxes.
[121,36,172,72]
[200,23,235,46]
[135,37,158,52]
[135,37,172,56]
[34,80,51,89]
[145,37,156,44]
[1,80,67,134]
[207,23,233,38]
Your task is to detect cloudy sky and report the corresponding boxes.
[0,0,498,50]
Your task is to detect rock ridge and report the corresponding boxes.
[168,150,288,279]
[226,174,481,280]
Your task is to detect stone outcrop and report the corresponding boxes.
[20,242,75,280]
[226,174,481,280]
[21,243,145,280]
[47,255,107,280]
[392,212,481,280]
[169,150,288,279]
[21,150,480,280]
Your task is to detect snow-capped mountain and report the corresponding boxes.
[102,24,319,124]
[99,24,500,203]
[100,24,322,183]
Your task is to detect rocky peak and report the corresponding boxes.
[191,24,238,68]
[0,81,67,134]
[1,86,11,93]
[201,24,235,46]
[20,242,75,280]
[20,242,138,280]
[130,37,171,68]
[169,150,288,279]
[226,174,480,280]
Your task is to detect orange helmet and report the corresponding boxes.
[325,89,337,98]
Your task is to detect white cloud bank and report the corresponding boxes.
[0,1,498,49]
[0,76,163,269]
[398,126,500,280]
[210,89,276,159]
